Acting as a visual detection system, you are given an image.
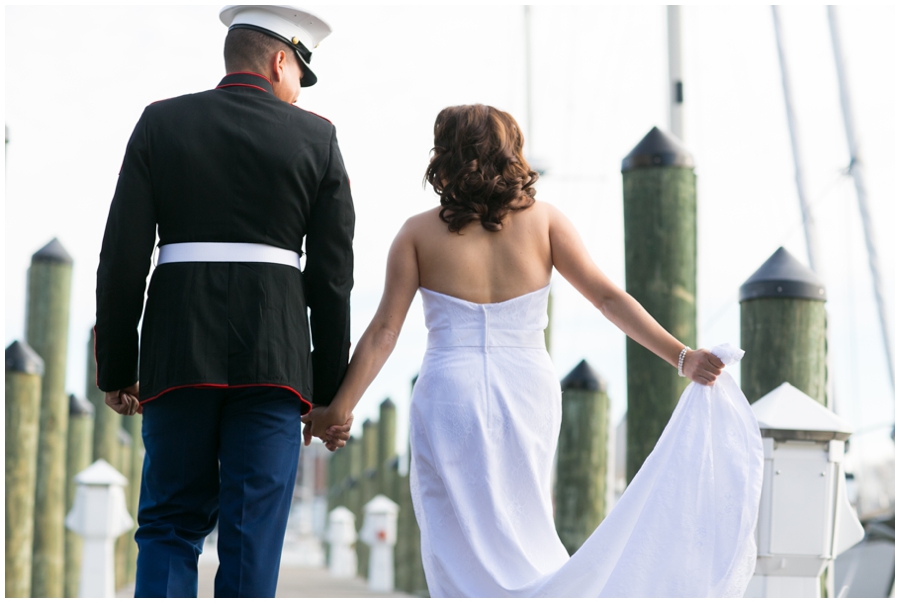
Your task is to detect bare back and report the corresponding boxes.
[410,201,553,304]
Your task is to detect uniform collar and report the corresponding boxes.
[216,72,274,95]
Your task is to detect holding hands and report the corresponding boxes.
[303,405,354,451]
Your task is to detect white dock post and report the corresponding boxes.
[360,495,399,592]
[327,506,357,577]
[64,460,133,598]
[743,383,865,598]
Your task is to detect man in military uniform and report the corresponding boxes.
[95,6,354,597]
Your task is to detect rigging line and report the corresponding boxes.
[845,182,863,431]
[700,172,848,334]
[770,169,850,255]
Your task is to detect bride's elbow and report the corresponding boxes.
[594,290,626,319]
[372,326,400,353]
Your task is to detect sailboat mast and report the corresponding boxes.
[826,6,895,393]
[771,6,822,274]
[667,6,684,141]
[524,6,534,158]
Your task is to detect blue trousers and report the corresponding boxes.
[134,386,303,597]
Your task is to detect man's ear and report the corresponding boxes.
[271,49,288,82]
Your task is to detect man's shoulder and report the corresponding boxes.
[288,106,337,139]
[143,89,218,114]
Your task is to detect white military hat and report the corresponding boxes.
[219,5,332,87]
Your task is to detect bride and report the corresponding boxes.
[304,104,763,597]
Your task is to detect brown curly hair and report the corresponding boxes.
[424,104,538,233]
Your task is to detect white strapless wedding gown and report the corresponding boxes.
[408,284,764,597]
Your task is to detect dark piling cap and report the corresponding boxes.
[118,428,132,447]
[380,397,395,409]
[740,247,826,302]
[622,126,694,171]
[69,394,95,417]
[363,419,374,429]
[6,340,45,375]
[561,360,606,392]
[32,237,73,265]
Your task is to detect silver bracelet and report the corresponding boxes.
[677,346,690,377]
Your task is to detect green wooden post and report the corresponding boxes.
[622,128,696,483]
[27,238,73,597]
[358,419,378,577]
[87,328,121,468]
[385,457,400,586]
[335,444,349,512]
[122,413,143,586]
[328,447,345,512]
[740,247,828,405]
[377,399,396,497]
[555,360,610,554]
[346,436,362,552]
[64,395,94,598]
[396,466,428,596]
[115,428,132,591]
[5,341,44,597]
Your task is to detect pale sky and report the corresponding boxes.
[4,5,895,459]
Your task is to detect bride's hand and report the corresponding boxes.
[682,349,725,386]
[302,406,353,450]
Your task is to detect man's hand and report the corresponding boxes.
[682,349,725,386]
[302,405,353,451]
[105,382,141,415]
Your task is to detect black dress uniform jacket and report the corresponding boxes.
[95,72,355,413]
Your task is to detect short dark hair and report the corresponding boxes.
[223,27,297,74]
[424,104,538,233]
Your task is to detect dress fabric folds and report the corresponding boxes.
[408,284,764,597]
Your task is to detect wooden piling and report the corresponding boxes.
[64,395,95,598]
[122,413,143,586]
[87,328,121,468]
[5,341,44,598]
[327,448,343,512]
[555,360,609,554]
[345,436,362,545]
[621,128,696,483]
[395,463,428,596]
[27,238,73,597]
[358,419,379,576]
[115,428,132,591]
[740,247,828,405]
[377,399,396,496]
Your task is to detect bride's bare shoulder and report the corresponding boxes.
[392,207,443,245]
[401,206,444,234]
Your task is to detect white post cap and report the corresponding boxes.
[74,458,129,486]
[751,382,854,441]
[364,494,400,515]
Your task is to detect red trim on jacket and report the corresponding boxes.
[224,71,273,85]
[141,382,313,413]
[216,83,269,93]
[301,108,332,124]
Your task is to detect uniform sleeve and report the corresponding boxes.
[304,127,355,406]
[94,108,157,392]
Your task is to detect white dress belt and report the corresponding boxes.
[157,243,301,271]
[427,328,547,349]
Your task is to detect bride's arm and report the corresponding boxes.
[304,220,420,442]
[546,204,723,385]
